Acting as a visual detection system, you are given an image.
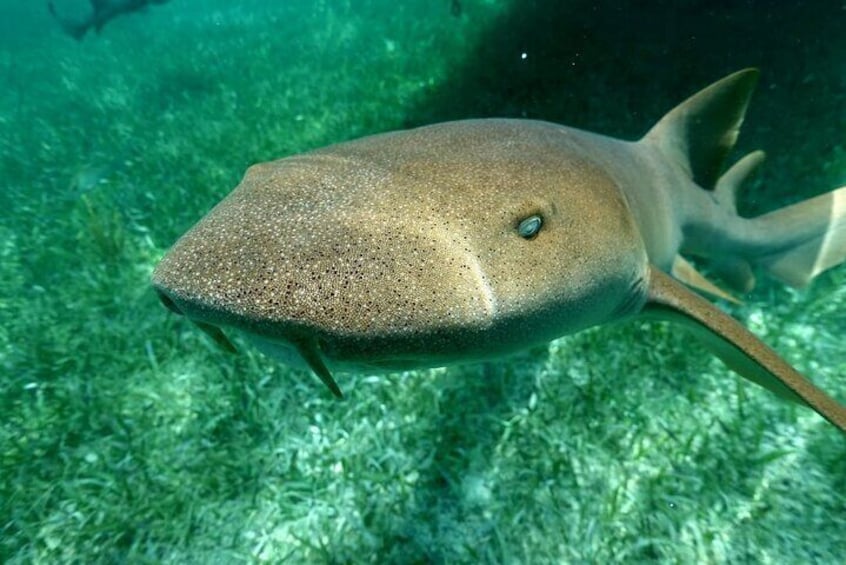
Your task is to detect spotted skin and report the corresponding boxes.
[153,70,846,431]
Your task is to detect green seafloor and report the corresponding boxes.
[1,0,845,562]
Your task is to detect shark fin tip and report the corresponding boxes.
[294,338,344,398]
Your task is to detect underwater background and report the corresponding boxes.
[1,0,845,562]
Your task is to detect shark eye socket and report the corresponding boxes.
[517,214,543,239]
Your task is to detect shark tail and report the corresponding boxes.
[748,186,846,288]
[646,68,846,290]
[708,135,846,289]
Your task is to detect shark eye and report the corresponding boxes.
[517,214,543,239]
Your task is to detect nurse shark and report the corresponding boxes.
[153,69,846,431]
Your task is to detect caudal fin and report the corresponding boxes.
[752,186,846,287]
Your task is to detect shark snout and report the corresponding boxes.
[152,211,499,344]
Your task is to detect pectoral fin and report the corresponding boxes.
[641,266,846,432]
[193,320,238,353]
[671,255,742,304]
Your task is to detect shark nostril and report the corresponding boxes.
[156,290,183,315]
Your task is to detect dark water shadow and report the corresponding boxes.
[374,350,549,562]
[400,0,845,209]
[406,0,837,128]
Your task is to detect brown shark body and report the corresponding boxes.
[153,69,846,431]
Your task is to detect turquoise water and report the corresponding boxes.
[1,1,845,562]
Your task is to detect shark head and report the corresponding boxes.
[152,120,650,394]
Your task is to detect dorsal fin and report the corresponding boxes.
[644,69,760,189]
[714,150,766,213]
[706,150,765,292]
